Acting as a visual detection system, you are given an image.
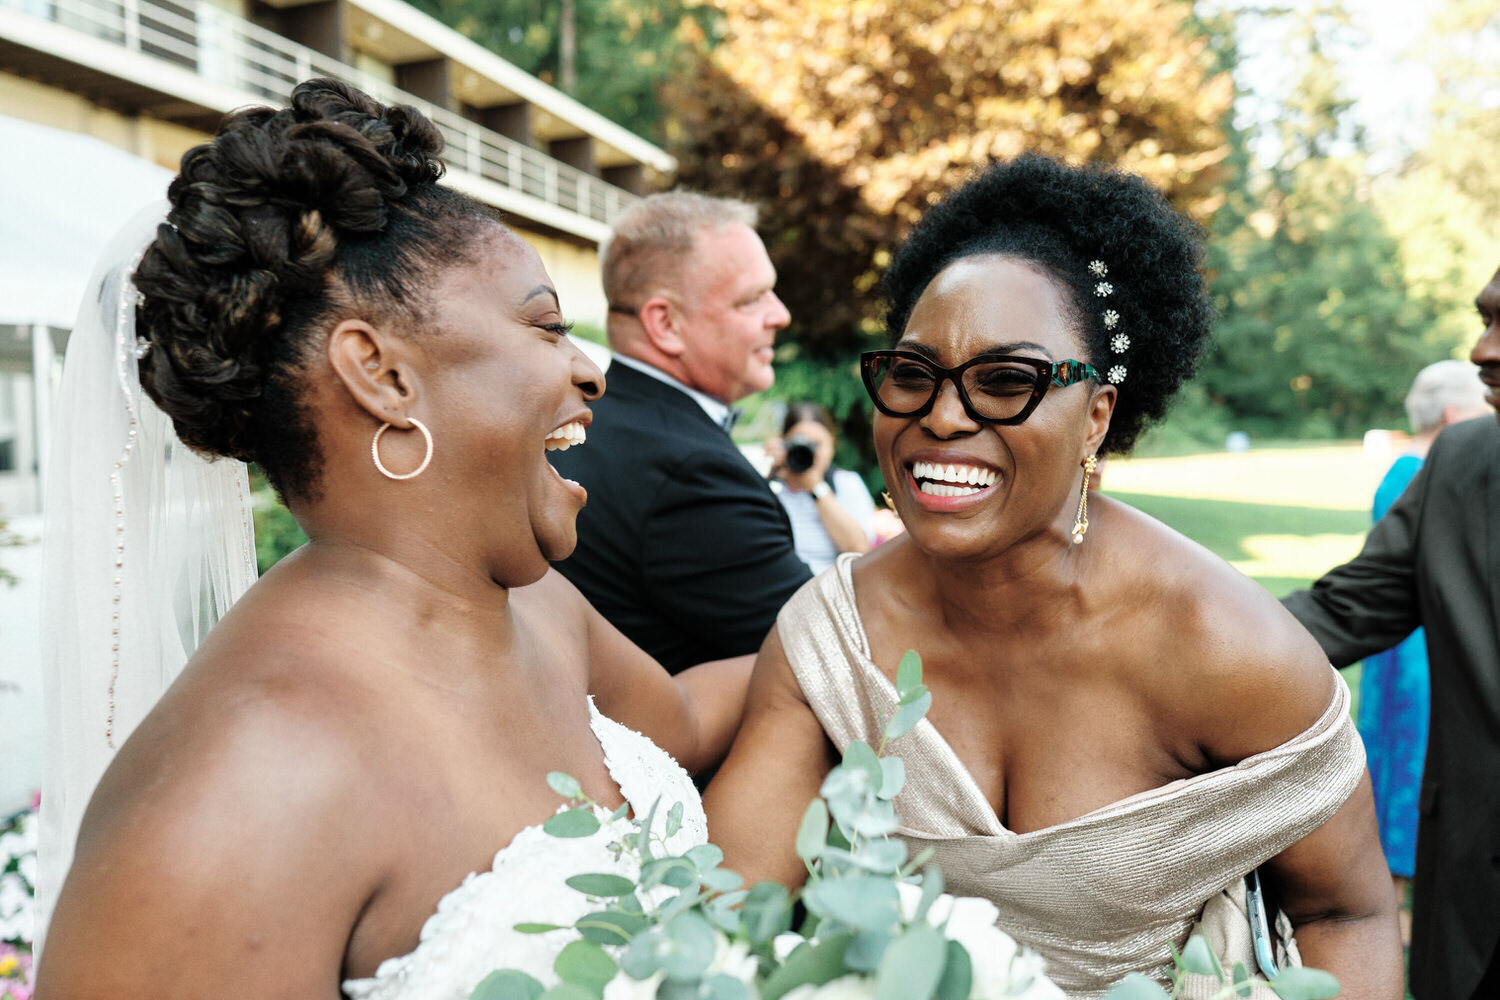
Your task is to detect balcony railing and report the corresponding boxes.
[2,0,634,228]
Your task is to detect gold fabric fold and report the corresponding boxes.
[777,554,1366,998]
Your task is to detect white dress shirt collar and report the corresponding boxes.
[611,354,733,429]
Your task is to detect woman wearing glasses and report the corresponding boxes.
[705,156,1401,997]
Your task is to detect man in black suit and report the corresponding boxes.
[1283,263,1500,999]
[550,192,812,673]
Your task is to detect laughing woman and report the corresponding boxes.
[705,156,1402,998]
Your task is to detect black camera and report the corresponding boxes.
[784,435,817,474]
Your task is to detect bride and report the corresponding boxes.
[35,79,740,998]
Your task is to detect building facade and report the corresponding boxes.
[0,0,666,513]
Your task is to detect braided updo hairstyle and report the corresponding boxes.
[880,154,1214,455]
[134,78,496,499]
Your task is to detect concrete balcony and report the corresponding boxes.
[0,0,644,241]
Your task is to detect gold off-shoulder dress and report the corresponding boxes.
[777,555,1366,999]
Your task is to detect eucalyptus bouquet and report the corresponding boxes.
[471,652,1062,1000]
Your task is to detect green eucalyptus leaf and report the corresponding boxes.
[514,922,569,934]
[660,912,719,982]
[554,939,617,994]
[685,843,725,872]
[1179,935,1223,980]
[851,838,907,874]
[741,881,793,943]
[933,940,972,1000]
[565,873,637,897]
[658,887,710,925]
[637,797,661,862]
[915,865,945,923]
[619,927,666,979]
[666,801,684,838]
[874,922,946,1000]
[1232,962,1251,998]
[895,650,923,696]
[898,682,929,707]
[543,808,601,839]
[1103,973,1172,1000]
[701,974,753,1000]
[844,929,893,972]
[878,757,906,800]
[705,888,749,934]
[609,801,630,822]
[1267,967,1341,1000]
[617,893,645,914]
[700,867,744,892]
[536,985,594,1000]
[796,799,831,863]
[759,932,853,1000]
[803,875,902,934]
[847,799,900,838]
[471,969,545,1000]
[884,689,932,742]
[546,772,584,801]
[842,740,884,787]
[640,857,698,890]
[575,910,649,945]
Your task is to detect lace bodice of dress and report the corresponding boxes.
[341,699,707,1000]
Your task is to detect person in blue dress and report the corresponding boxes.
[1360,358,1489,943]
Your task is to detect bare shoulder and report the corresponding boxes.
[79,635,387,884]
[43,633,390,993]
[1099,498,1337,765]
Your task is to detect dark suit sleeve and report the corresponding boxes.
[1281,448,1431,667]
[641,445,813,661]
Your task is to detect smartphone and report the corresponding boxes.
[1245,868,1280,979]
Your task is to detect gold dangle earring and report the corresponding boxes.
[1071,455,1098,544]
[881,491,897,513]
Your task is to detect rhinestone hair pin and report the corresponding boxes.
[1089,260,1127,384]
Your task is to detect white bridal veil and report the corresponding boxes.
[35,202,259,952]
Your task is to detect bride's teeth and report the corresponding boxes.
[545,420,587,452]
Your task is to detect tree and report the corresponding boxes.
[663,0,1234,361]
[406,0,712,139]
[1196,4,1443,439]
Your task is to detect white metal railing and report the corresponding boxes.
[2,0,638,228]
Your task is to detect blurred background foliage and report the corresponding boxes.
[267,0,1494,525]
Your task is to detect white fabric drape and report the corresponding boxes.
[35,202,258,954]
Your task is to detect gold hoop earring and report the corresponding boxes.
[372,418,433,481]
[1071,455,1098,544]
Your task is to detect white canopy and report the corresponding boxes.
[0,115,173,328]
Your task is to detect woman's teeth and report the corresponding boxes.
[911,460,997,498]
[545,421,587,451]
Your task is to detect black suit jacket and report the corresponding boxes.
[550,360,812,673]
[1283,416,1500,999]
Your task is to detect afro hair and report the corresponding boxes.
[880,153,1215,455]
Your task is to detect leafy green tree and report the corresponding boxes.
[1194,4,1443,440]
[407,0,713,139]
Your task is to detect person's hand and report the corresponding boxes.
[765,436,788,479]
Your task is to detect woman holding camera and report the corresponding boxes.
[768,401,876,573]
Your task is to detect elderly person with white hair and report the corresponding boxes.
[1359,357,1489,943]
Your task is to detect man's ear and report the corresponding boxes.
[638,296,686,358]
[327,320,420,425]
[1083,384,1117,458]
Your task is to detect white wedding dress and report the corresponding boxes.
[341,699,709,1000]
